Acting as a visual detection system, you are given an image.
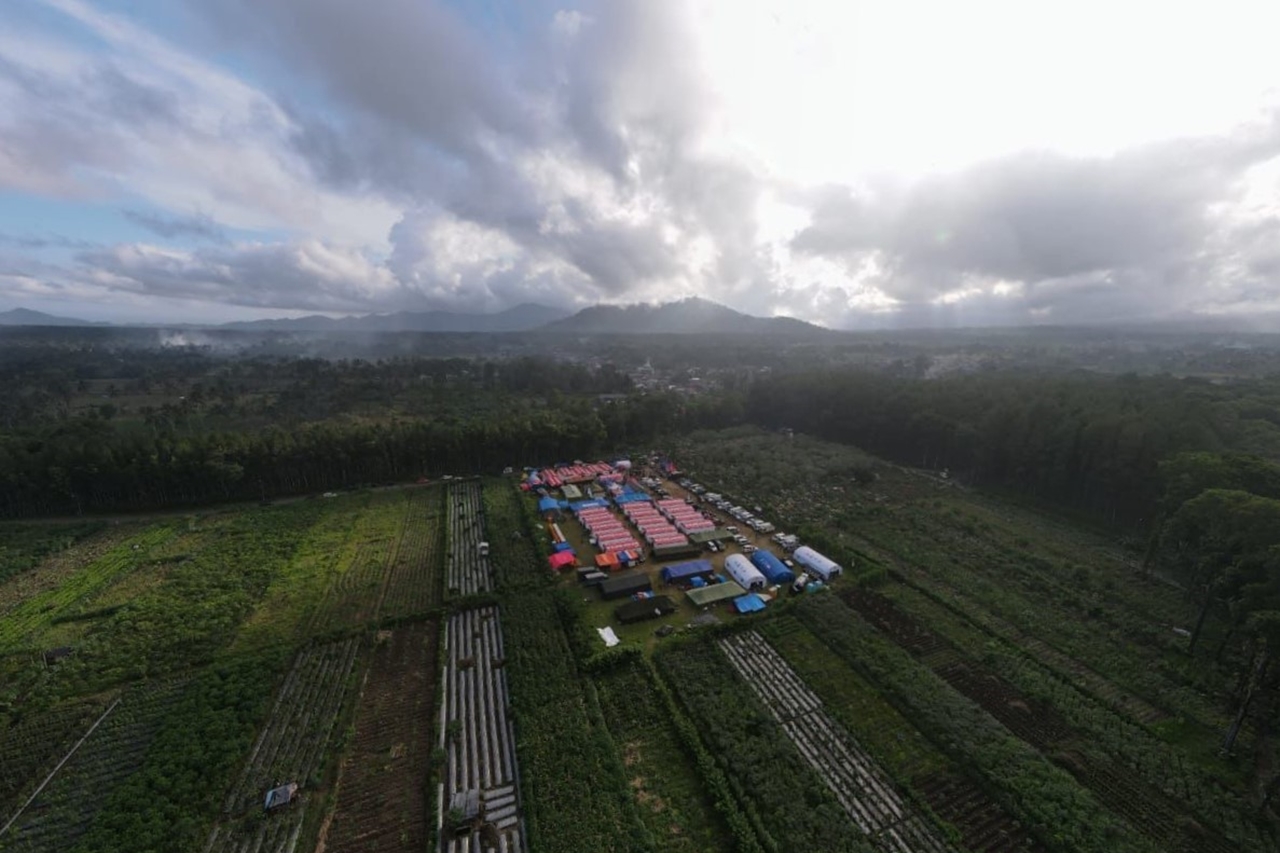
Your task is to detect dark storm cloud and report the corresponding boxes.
[122,210,227,243]
[197,0,761,305]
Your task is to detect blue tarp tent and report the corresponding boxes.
[613,492,651,505]
[733,593,767,614]
[660,559,715,584]
[538,496,560,515]
[552,542,575,553]
[749,550,795,584]
[570,499,610,512]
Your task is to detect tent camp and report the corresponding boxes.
[599,572,653,600]
[686,580,747,607]
[615,595,677,624]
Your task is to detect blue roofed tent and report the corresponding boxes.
[538,496,561,517]
[552,541,575,553]
[749,550,795,584]
[571,499,610,512]
[733,593,767,614]
[660,559,715,584]
[614,492,652,505]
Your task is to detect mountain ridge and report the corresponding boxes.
[540,297,832,337]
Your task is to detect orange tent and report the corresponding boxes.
[595,552,621,571]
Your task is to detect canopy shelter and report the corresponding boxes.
[660,559,715,585]
[595,551,621,570]
[548,551,577,570]
[686,580,747,607]
[733,593,767,615]
[615,595,677,624]
[553,541,575,553]
[599,572,653,600]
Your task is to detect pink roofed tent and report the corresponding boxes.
[548,551,577,570]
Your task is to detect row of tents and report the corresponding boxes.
[621,501,690,550]
[655,497,716,535]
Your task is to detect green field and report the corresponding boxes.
[0,430,1275,853]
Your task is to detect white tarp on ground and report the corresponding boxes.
[597,626,621,647]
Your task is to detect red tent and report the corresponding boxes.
[548,551,577,570]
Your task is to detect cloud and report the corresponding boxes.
[791,120,1280,323]
[122,210,227,243]
[3,0,1280,325]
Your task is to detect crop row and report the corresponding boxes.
[656,637,875,852]
[482,479,655,853]
[791,594,1158,853]
[878,584,1260,851]
[0,526,174,652]
[202,639,361,853]
[320,622,440,853]
[717,631,954,853]
[0,696,113,820]
[446,482,491,596]
[73,649,289,853]
[858,513,1221,730]
[2,679,186,853]
[439,606,524,853]
[591,656,738,852]
[0,522,104,587]
[304,493,406,632]
[379,487,445,618]
[756,616,1044,853]
[222,638,362,815]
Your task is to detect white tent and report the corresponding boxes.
[793,546,843,581]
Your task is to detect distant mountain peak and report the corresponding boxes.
[540,298,830,337]
[0,307,98,327]
[218,303,571,333]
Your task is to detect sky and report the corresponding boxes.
[2,0,1280,328]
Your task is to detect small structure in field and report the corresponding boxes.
[264,782,299,811]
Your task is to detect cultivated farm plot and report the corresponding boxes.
[438,607,524,853]
[0,679,186,853]
[379,488,445,619]
[0,526,173,652]
[717,631,955,853]
[0,697,114,822]
[319,622,439,853]
[446,483,492,596]
[204,638,362,853]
